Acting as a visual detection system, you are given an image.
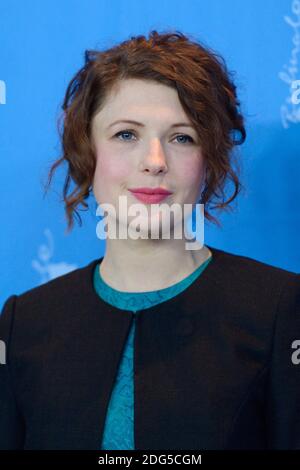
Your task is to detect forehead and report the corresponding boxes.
[92,78,190,126]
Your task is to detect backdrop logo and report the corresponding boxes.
[0,80,6,105]
[279,0,300,128]
[32,228,77,283]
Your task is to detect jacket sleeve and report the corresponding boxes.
[266,273,300,449]
[0,295,25,449]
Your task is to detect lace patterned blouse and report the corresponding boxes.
[93,254,213,450]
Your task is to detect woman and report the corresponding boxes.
[0,30,299,450]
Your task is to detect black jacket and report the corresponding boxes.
[0,245,300,450]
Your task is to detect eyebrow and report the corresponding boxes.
[107,119,195,130]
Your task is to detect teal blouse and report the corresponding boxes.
[93,254,213,450]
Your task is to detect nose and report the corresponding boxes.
[139,138,168,174]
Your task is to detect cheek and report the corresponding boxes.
[177,155,205,188]
[95,158,129,180]
[92,150,131,201]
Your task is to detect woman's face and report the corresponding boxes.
[91,78,206,237]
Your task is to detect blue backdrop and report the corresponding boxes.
[1,0,300,309]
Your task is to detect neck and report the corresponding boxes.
[99,236,211,292]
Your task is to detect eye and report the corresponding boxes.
[113,130,195,144]
[174,134,194,144]
[114,130,136,141]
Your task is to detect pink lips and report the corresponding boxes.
[128,187,173,204]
